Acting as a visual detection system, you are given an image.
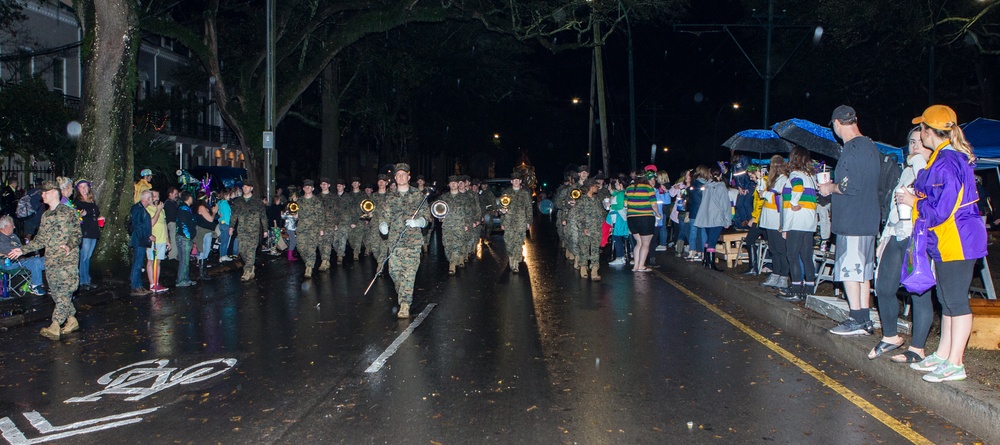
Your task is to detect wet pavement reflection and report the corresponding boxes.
[0,220,981,444]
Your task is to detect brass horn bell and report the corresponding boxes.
[286,202,299,214]
[570,189,582,200]
[360,199,375,213]
[431,200,449,218]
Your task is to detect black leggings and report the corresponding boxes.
[875,236,932,346]
[784,230,816,283]
[935,259,976,317]
[765,229,788,276]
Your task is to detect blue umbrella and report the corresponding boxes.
[772,118,842,159]
[722,129,793,154]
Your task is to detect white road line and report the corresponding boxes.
[364,303,438,374]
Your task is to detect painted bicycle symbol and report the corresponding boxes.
[65,358,237,403]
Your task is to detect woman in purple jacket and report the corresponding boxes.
[897,105,988,383]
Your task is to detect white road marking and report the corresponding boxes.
[1,407,159,445]
[365,303,438,373]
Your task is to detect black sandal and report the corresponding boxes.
[889,350,924,363]
[867,339,904,360]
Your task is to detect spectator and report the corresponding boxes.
[217,188,236,262]
[283,192,299,262]
[606,177,629,266]
[730,153,756,229]
[133,168,153,204]
[741,165,766,275]
[684,166,710,262]
[145,190,169,293]
[759,155,789,289]
[899,105,988,382]
[869,127,932,362]
[777,147,819,301]
[174,191,197,287]
[670,170,692,257]
[0,215,46,295]
[163,187,179,261]
[130,190,154,296]
[625,169,660,272]
[57,177,74,206]
[194,191,218,281]
[1,178,19,216]
[693,166,732,271]
[74,179,100,291]
[20,179,44,242]
[653,171,671,252]
[820,105,882,336]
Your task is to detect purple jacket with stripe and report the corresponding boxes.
[913,145,987,262]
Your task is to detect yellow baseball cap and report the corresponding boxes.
[912,105,957,131]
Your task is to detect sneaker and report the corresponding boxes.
[219,256,232,263]
[29,285,46,296]
[829,317,873,336]
[910,352,948,372]
[150,284,169,293]
[175,280,196,287]
[608,258,626,267]
[655,245,667,252]
[922,361,966,382]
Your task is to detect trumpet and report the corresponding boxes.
[431,200,449,219]
[499,194,512,210]
[360,199,375,213]
[286,202,299,214]
[570,189,582,200]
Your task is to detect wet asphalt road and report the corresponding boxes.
[0,221,982,444]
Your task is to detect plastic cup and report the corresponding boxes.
[97,216,105,228]
[816,171,831,184]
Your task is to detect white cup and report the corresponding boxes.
[896,186,913,220]
[816,171,831,184]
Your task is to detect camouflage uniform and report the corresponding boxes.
[500,185,532,270]
[367,191,390,261]
[380,186,430,307]
[461,188,479,257]
[331,192,352,262]
[295,194,325,273]
[575,192,606,277]
[318,191,335,264]
[554,181,571,246]
[230,194,268,278]
[564,184,583,264]
[347,190,366,259]
[437,190,468,271]
[21,202,81,326]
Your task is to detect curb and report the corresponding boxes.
[659,255,1000,444]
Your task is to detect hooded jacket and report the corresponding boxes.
[913,143,987,262]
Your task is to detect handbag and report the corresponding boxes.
[900,219,936,294]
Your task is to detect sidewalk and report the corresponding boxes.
[657,253,1000,444]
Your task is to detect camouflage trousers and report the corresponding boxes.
[442,226,466,264]
[504,225,527,265]
[298,231,320,270]
[47,262,78,324]
[333,229,349,258]
[319,231,333,261]
[347,225,365,257]
[239,233,261,274]
[578,233,601,269]
[565,219,580,257]
[388,246,421,305]
[366,227,388,261]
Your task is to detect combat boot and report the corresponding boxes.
[40,321,60,341]
[397,302,410,319]
[574,259,581,270]
[590,266,601,281]
[353,253,360,261]
[567,251,575,261]
[60,316,79,335]
[318,260,331,271]
[580,266,589,278]
[449,262,456,275]
[304,267,313,278]
[336,255,344,265]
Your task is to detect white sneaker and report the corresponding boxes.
[655,245,667,251]
[219,256,232,262]
[608,258,626,266]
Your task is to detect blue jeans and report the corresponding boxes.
[199,232,213,260]
[219,223,233,256]
[79,238,96,285]
[176,237,192,283]
[20,257,45,286]
[687,222,704,252]
[131,245,145,288]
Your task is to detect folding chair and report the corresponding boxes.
[0,260,34,299]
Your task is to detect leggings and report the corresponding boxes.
[935,259,976,317]
[765,229,788,276]
[876,236,932,344]
[784,230,816,282]
[700,226,723,251]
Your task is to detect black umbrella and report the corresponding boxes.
[772,118,842,159]
[722,129,794,154]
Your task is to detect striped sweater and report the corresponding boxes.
[780,170,818,232]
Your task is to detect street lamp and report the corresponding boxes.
[714,102,741,143]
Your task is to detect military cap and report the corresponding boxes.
[448,175,461,183]
[302,179,315,187]
[377,174,390,182]
[319,177,331,185]
[335,177,346,185]
[39,180,59,191]
[394,163,410,173]
[242,181,254,188]
[577,165,589,173]
[511,171,523,180]
[351,176,360,183]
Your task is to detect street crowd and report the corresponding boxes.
[0,104,989,385]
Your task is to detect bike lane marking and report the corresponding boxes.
[652,270,933,445]
[365,303,438,374]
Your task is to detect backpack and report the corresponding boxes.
[876,153,902,224]
[15,191,39,218]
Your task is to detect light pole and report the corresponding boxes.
[572,97,596,170]
[714,102,741,143]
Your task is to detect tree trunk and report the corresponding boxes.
[73,0,139,271]
[321,61,342,180]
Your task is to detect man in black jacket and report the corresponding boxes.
[130,191,154,296]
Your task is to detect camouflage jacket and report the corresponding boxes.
[380,186,431,246]
[500,187,532,227]
[295,194,325,235]
[230,195,268,236]
[575,194,606,236]
[436,192,468,230]
[21,203,82,269]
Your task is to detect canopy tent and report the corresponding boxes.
[961,118,1000,169]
